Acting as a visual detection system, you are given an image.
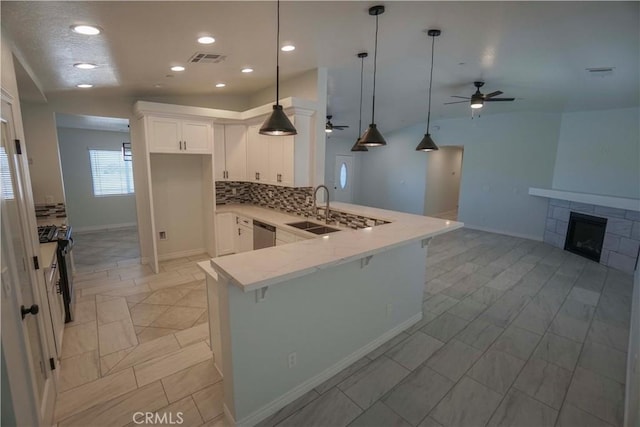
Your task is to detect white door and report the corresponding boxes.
[215,213,236,255]
[333,155,354,203]
[237,226,253,253]
[1,115,55,425]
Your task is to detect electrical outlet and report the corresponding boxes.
[159,231,167,240]
[306,196,312,204]
[288,352,297,368]
[386,303,393,318]
[366,219,375,227]
[232,188,237,195]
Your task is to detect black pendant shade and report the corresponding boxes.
[358,5,386,147]
[351,139,368,152]
[259,0,297,136]
[359,124,386,147]
[260,105,297,136]
[416,133,439,152]
[416,29,440,152]
[352,52,369,153]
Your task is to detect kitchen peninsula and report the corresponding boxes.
[199,202,462,426]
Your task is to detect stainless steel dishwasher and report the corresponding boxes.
[253,220,276,250]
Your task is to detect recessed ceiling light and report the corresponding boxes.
[71,25,101,35]
[76,84,93,88]
[171,66,185,72]
[241,68,254,73]
[73,63,97,69]
[215,83,226,88]
[198,36,215,45]
[281,45,295,52]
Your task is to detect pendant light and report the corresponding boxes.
[259,0,297,136]
[351,52,369,152]
[358,5,386,147]
[416,29,441,152]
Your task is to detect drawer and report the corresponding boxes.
[236,215,251,228]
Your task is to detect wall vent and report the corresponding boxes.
[585,67,615,77]
[189,53,226,64]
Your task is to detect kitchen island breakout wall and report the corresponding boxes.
[199,202,462,425]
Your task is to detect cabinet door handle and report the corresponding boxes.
[184,140,187,150]
[277,173,282,183]
[179,141,182,150]
[238,228,241,236]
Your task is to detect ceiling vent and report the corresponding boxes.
[189,53,226,64]
[585,67,615,78]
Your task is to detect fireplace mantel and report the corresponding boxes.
[529,188,640,212]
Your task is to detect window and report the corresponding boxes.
[339,162,348,190]
[89,149,134,196]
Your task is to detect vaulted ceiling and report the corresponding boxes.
[2,1,638,138]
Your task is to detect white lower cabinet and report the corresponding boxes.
[216,213,236,255]
[236,215,253,253]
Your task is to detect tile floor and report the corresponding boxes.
[72,227,141,270]
[56,228,633,427]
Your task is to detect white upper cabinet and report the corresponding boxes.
[215,124,247,181]
[247,124,270,183]
[246,117,301,187]
[148,116,212,154]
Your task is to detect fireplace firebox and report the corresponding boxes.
[564,212,607,262]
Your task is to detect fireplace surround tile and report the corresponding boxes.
[606,218,633,237]
[543,201,639,274]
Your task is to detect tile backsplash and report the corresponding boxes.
[35,203,67,219]
[215,181,390,229]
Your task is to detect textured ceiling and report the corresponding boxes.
[2,1,638,138]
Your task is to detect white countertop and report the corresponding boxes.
[209,202,463,292]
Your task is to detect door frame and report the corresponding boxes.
[1,89,56,426]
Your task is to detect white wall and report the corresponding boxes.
[625,268,640,427]
[57,127,137,230]
[355,112,561,240]
[150,154,206,258]
[355,124,431,215]
[424,146,463,216]
[248,69,319,108]
[552,107,640,199]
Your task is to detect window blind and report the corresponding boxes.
[89,149,134,196]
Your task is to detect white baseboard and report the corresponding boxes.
[73,222,137,233]
[231,312,423,427]
[157,248,207,262]
[463,224,542,242]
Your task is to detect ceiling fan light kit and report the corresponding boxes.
[416,29,440,152]
[260,0,297,136]
[445,81,515,110]
[358,5,387,147]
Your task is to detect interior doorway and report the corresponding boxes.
[55,113,140,271]
[424,146,463,221]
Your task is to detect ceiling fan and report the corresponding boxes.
[445,81,515,109]
[325,115,349,133]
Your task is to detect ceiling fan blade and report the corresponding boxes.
[450,95,470,100]
[485,98,515,102]
[484,91,503,99]
[444,100,469,105]
[333,125,349,130]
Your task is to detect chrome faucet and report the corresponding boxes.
[313,185,331,224]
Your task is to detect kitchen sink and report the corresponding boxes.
[305,226,340,235]
[287,221,340,235]
[287,221,322,230]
